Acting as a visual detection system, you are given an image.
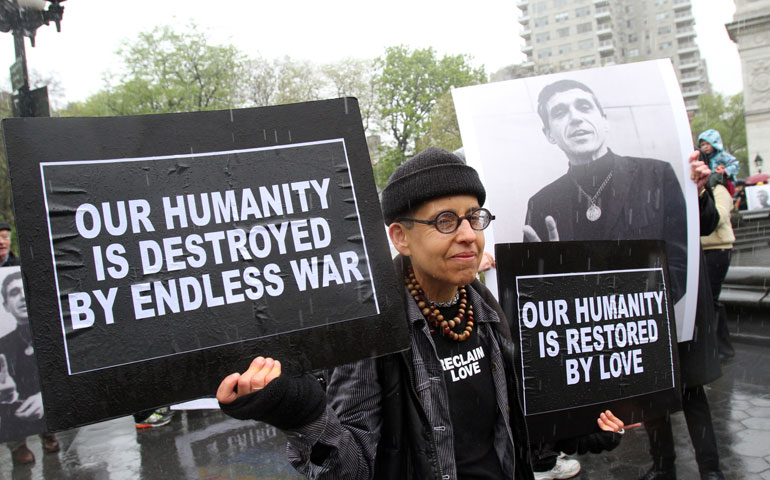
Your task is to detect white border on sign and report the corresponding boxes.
[39,138,380,375]
[514,267,676,416]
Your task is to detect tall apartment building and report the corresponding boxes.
[517,0,710,113]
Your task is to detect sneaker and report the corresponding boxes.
[135,407,174,429]
[534,456,582,480]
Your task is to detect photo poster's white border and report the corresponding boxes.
[745,184,770,211]
[39,138,380,375]
[514,267,676,416]
[453,59,698,342]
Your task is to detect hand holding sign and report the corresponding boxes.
[689,150,712,192]
[217,356,326,431]
[217,356,282,404]
[597,409,641,434]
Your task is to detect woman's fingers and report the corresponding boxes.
[251,358,281,391]
[216,372,241,404]
[218,356,283,404]
[598,410,624,432]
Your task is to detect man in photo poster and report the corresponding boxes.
[523,79,687,304]
[0,269,59,464]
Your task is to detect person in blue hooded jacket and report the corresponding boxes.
[697,129,739,195]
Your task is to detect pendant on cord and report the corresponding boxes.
[586,204,602,221]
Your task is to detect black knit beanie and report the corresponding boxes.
[381,147,486,225]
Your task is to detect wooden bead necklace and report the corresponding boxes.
[405,265,474,342]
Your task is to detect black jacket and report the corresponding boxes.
[525,151,688,303]
[372,256,534,480]
[678,186,722,387]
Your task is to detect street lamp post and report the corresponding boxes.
[755,154,764,175]
[0,0,65,117]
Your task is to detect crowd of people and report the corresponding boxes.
[0,77,742,479]
[216,126,734,479]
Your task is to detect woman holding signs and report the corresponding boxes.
[217,147,628,479]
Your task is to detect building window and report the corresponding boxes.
[555,11,569,22]
[538,48,552,59]
[656,12,669,21]
[577,22,592,33]
[581,55,596,67]
[536,32,551,42]
[561,60,573,70]
[627,20,634,28]
[575,6,591,17]
[558,43,572,54]
[629,48,639,57]
[557,26,570,37]
[578,39,594,49]
[659,41,673,50]
[655,0,667,5]
[628,33,638,42]
[535,16,549,27]
[658,26,671,35]
[534,1,549,13]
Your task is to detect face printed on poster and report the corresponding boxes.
[43,140,378,374]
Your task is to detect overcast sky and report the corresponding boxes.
[0,0,742,105]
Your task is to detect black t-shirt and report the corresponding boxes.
[433,304,505,479]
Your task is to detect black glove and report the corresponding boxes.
[219,373,326,430]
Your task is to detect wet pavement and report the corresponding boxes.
[1,317,769,479]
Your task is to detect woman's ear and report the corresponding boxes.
[388,223,411,257]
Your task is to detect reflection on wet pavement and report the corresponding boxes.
[0,341,768,479]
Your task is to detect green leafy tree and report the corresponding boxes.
[373,45,486,188]
[63,24,245,116]
[690,92,748,176]
[321,58,377,133]
[241,55,323,107]
[0,91,14,224]
[415,91,463,153]
[373,145,407,189]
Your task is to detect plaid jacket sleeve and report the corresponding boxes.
[285,358,382,479]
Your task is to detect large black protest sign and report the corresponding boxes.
[496,240,681,442]
[44,139,375,374]
[3,99,407,430]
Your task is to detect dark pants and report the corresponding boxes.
[704,249,734,357]
[531,443,559,471]
[643,385,720,474]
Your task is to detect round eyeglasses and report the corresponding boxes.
[396,208,495,234]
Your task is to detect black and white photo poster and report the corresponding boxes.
[3,99,407,429]
[454,60,700,342]
[0,266,46,442]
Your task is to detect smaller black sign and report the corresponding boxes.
[496,240,681,442]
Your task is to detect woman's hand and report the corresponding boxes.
[217,356,282,405]
[597,410,641,434]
